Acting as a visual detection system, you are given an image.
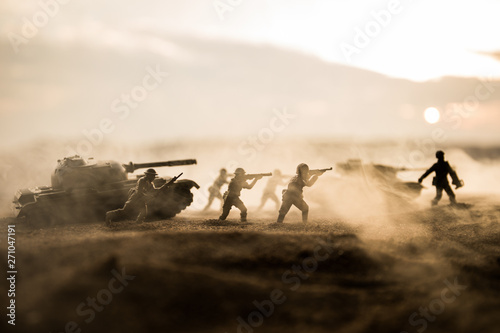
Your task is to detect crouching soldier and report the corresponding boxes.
[219,168,263,222]
[105,168,164,226]
[277,163,325,223]
[418,150,463,206]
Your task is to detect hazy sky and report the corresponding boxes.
[1,0,500,149]
[3,0,500,80]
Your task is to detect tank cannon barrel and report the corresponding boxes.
[372,164,427,173]
[395,167,427,172]
[123,159,197,173]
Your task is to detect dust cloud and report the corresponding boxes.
[2,138,500,333]
[3,138,500,224]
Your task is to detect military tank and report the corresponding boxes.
[335,159,425,201]
[13,155,199,225]
[308,159,425,215]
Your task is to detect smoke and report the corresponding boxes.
[2,138,500,224]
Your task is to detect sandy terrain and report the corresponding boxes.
[1,194,499,333]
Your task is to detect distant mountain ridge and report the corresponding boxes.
[1,32,499,144]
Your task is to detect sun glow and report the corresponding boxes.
[424,107,440,124]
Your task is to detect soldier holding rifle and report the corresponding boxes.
[258,169,287,211]
[219,168,271,222]
[105,169,182,226]
[203,168,229,211]
[277,164,331,224]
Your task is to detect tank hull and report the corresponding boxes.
[13,177,199,225]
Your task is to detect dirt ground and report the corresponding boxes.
[1,194,500,333]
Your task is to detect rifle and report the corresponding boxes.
[244,173,272,180]
[309,167,333,176]
[449,170,464,189]
[160,172,183,191]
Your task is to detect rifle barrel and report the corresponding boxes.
[245,173,272,178]
[309,167,332,175]
[311,167,332,171]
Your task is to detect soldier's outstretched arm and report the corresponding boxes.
[158,173,183,192]
[245,176,262,189]
[418,165,435,183]
[306,175,319,187]
[446,162,455,174]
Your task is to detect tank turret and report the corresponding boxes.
[335,159,425,200]
[50,155,197,191]
[13,156,199,225]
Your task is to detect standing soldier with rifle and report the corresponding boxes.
[277,164,331,224]
[105,168,182,226]
[203,168,229,211]
[418,150,463,206]
[219,168,270,222]
[258,169,287,211]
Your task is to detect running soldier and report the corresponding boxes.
[277,163,326,223]
[258,169,287,211]
[418,150,463,206]
[203,168,229,211]
[219,168,263,222]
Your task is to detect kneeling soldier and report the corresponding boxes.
[219,168,263,222]
[105,168,162,226]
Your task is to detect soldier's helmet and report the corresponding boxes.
[144,168,158,177]
[296,163,309,175]
[220,168,227,175]
[234,168,246,175]
[274,169,282,176]
[436,150,445,159]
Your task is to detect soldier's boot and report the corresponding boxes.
[219,210,228,221]
[136,207,147,224]
[105,212,113,227]
[203,198,213,211]
[449,196,457,206]
[240,212,247,222]
[276,214,285,223]
[302,210,308,223]
[219,205,230,221]
[431,199,439,206]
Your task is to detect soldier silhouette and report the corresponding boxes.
[219,168,263,222]
[203,168,229,211]
[105,168,163,226]
[258,169,287,211]
[418,150,463,206]
[277,163,325,223]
